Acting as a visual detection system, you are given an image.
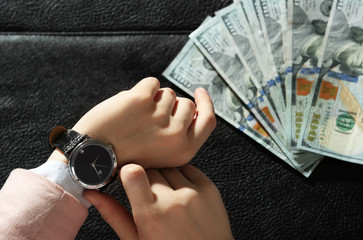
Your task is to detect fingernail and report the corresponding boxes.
[196,87,207,95]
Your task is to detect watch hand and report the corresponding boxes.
[90,163,102,180]
[90,155,102,179]
[92,155,100,165]
[94,164,109,168]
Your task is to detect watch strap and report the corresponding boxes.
[49,126,87,155]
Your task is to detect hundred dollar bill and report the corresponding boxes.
[217,3,321,167]
[163,39,318,176]
[216,3,287,137]
[240,0,280,85]
[288,0,334,149]
[279,0,294,143]
[285,0,295,145]
[280,0,289,70]
[162,39,288,161]
[299,0,363,164]
[232,0,322,165]
[251,0,288,126]
[189,16,312,167]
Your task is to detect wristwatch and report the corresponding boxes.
[49,126,117,189]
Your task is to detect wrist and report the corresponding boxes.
[71,125,129,168]
[48,149,69,164]
[49,126,118,189]
[49,125,129,167]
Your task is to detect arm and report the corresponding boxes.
[0,77,216,239]
[0,168,88,240]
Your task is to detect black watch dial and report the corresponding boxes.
[70,140,116,188]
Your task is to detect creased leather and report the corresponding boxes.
[0,0,231,32]
[1,1,363,240]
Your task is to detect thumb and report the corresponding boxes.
[84,190,138,240]
[188,87,216,148]
[120,164,154,210]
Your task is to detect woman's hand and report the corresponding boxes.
[84,164,234,240]
[50,77,216,168]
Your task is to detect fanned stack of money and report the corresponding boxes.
[163,0,363,177]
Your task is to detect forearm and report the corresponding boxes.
[0,169,88,240]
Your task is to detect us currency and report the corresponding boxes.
[189,16,311,168]
[162,39,289,162]
[240,0,279,83]
[280,0,289,69]
[216,3,287,137]
[276,0,296,144]
[251,0,288,128]
[299,0,363,164]
[278,0,290,82]
[162,39,318,176]
[232,0,322,168]
[288,0,334,149]
[218,3,320,167]
[285,0,294,145]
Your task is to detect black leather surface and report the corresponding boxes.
[0,0,230,32]
[1,1,363,240]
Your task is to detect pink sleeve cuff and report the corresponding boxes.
[0,169,88,240]
[30,161,91,208]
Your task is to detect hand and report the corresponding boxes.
[84,164,234,240]
[49,77,216,168]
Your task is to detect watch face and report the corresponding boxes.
[69,140,117,189]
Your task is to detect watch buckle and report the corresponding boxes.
[48,126,67,150]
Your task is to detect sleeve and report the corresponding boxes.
[30,160,91,208]
[0,169,89,240]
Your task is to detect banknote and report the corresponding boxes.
[162,39,289,162]
[215,4,320,167]
[216,3,287,136]
[279,0,290,79]
[189,16,314,167]
[162,39,318,176]
[241,1,281,86]
[285,0,294,145]
[299,0,363,164]
[251,0,288,126]
[287,0,334,148]
[279,0,294,142]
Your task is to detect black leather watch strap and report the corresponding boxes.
[49,126,88,155]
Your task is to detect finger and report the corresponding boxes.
[131,77,160,99]
[121,164,155,208]
[146,169,173,194]
[172,97,196,128]
[154,88,177,115]
[179,164,213,187]
[187,87,216,148]
[84,190,138,240]
[159,168,193,190]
